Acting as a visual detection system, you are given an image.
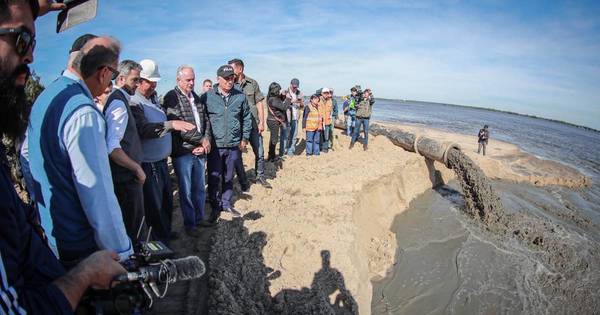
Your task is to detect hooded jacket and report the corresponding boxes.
[267,82,291,124]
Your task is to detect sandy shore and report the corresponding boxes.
[215,121,589,314]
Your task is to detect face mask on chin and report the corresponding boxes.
[0,63,30,139]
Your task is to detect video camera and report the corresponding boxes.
[79,223,206,315]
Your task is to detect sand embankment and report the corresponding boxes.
[221,122,589,314]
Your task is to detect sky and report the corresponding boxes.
[32,0,600,129]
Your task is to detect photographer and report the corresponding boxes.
[266,82,291,161]
[1,0,126,313]
[343,85,361,136]
[477,125,490,156]
[349,88,374,151]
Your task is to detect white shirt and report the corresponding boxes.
[104,87,131,153]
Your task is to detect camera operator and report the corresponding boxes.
[1,1,126,313]
[349,88,375,151]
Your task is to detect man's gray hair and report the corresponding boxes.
[79,37,122,79]
[118,59,142,77]
[176,65,194,78]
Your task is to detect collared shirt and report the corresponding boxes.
[287,87,304,120]
[235,75,264,123]
[29,74,133,261]
[105,87,132,154]
[188,92,203,130]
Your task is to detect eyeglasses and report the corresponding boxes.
[0,26,36,57]
[100,65,119,80]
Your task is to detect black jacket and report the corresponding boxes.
[266,82,290,124]
[164,88,212,157]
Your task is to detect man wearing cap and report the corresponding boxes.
[349,88,375,150]
[228,58,271,189]
[164,65,212,237]
[130,60,195,243]
[343,86,360,136]
[202,65,252,220]
[319,87,335,153]
[284,78,304,155]
[103,59,146,243]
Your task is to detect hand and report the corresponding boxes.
[171,120,196,132]
[201,138,211,154]
[80,250,126,290]
[258,121,265,133]
[134,166,146,184]
[192,146,205,155]
[38,0,67,16]
[239,139,248,151]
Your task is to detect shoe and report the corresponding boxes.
[241,183,250,192]
[349,142,354,149]
[224,207,242,218]
[363,143,368,151]
[185,227,201,238]
[198,220,217,228]
[257,177,272,189]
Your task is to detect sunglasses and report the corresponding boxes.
[100,65,119,80]
[0,26,36,57]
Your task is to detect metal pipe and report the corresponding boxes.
[369,123,460,168]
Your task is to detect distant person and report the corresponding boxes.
[228,58,271,189]
[478,125,490,156]
[329,88,339,149]
[349,88,374,150]
[131,59,196,243]
[319,87,335,153]
[202,65,252,220]
[284,78,304,156]
[164,65,213,237]
[303,94,324,156]
[28,36,133,267]
[266,82,291,161]
[202,78,213,93]
[343,86,360,136]
[104,60,146,244]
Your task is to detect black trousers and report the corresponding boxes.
[267,120,281,160]
[142,160,173,244]
[114,179,145,244]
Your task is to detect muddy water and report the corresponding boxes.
[372,173,600,314]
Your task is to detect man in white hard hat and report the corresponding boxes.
[130,59,195,244]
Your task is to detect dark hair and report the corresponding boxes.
[0,0,40,22]
[79,39,121,79]
[203,79,212,85]
[228,58,244,69]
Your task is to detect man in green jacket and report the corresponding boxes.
[201,65,252,221]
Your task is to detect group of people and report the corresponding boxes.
[0,1,379,313]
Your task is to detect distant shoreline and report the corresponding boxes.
[371,97,600,133]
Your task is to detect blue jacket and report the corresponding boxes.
[1,144,72,314]
[201,84,252,148]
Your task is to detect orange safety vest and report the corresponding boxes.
[319,97,333,125]
[305,104,323,131]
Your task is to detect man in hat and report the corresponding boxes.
[343,85,361,136]
[284,78,304,155]
[228,58,271,189]
[164,65,212,237]
[130,59,195,243]
[202,65,252,221]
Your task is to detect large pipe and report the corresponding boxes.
[369,123,460,168]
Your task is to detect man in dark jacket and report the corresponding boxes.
[477,125,490,156]
[130,59,195,243]
[164,65,213,237]
[202,65,252,220]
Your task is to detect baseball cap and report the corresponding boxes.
[70,33,97,53]
[291,78,300,87]
[217,65,235,77]
[322,87,331,93]
[139,59,161,82]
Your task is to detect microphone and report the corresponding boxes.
[115,256,205,283]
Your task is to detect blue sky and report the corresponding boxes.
[32,0,600,129]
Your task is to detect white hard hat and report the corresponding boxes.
[139,59,161,82]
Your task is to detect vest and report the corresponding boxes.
[28,75,100,253]
[131,93,172,162]
[103,89,143,183]
[305,104,323,131]
[320,97,333,125]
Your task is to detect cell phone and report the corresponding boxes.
[56,0,98,33]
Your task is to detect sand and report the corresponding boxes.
[201,121,590,314]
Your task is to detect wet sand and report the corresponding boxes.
[149,122,592,314]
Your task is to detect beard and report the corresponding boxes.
[0,63,30,139]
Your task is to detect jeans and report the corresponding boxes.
[321,124,331,152]
[306,130,321,155]
[478,140,488,156]
[267,120,282,160]
[235,122,265,183]
[346,115,356,136]
[351,118,370,145]
[286,119,298,155]
[208,147,240,211]
[142,160,173,244]
[173,153,206,229]
[279,124,289,157]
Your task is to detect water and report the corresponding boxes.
[369,100,600,314]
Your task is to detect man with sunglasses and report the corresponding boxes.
[1,1,126,313]
[103,59,147,244]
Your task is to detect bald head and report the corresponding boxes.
[77,36,121,79]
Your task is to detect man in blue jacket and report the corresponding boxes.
[202,65,252,221]
[1,1,125,313]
